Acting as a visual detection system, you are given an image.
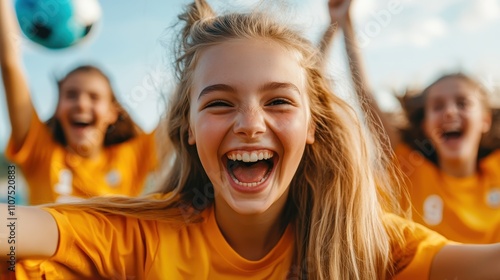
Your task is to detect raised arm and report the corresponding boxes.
[318,0,349,70]
[323,0,401,149]
[430,243,500,279]
[0,205,58,259]
[0,0,35,150]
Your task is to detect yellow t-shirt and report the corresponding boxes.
[12,207,448,279]
[5,114,158,205]
[396,143,500,243]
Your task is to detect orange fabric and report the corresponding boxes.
[396,143,500,243]
[15,206,294,279]
[389,213,450,279]
[12,207,448,279]
[5,114,158,205]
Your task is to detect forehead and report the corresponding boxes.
[60,71,111,94]
[192,39,306,94]
[426,77,479,102]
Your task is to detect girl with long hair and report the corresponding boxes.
[320,0,500,244]
[2,1,500,279]
[0,0,160,204]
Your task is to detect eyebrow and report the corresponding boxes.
[198,82,301,100]
[198,84,236,100]
[259,82,301,95]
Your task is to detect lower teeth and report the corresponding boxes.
[230,173,269,187]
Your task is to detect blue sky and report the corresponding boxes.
[1,0,500,151]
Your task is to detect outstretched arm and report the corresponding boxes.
[0,205,58,259]
[318,0,350,70]
[430,244,500,279]
[323,0,400,149]
[0,0,35,151]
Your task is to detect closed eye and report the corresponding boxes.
[267,98,292,106]
[430,102,444,112]
[205,100,232,108]
[65,90,79,100]
[456,98,471,109]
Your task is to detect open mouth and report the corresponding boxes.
[225,150,276,188]
[70,118,94,129]
[440,128,463,142]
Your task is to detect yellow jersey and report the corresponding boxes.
[396,144,500,243]
[6,114,158,205]
[12,206,448,279]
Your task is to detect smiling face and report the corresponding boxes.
[422,77,491,163]
[56,71,118,157]
[188,39,315,215]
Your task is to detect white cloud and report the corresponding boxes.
[458,0,500,31]
[359,16,448,48]
[403,0,459,14]
[352,0,379,22]
[400,18,448,47]
[342,0,452,49]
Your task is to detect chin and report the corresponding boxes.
[439,150,471,162]
[227,199,274,215]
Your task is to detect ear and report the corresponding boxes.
[306,122,315,144]
[188,126,196,145]
[482,111,493,133]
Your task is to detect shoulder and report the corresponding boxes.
[480,149,500,170]
[44,206,159,235]
[384,213,446,242]
[109,129,157,152]
[42,205,184,250]
[5,114,58,164]
[394,143,424,162]
[384,213,450,278]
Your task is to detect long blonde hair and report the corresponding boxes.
[56,1,406,278]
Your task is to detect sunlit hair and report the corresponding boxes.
[399,73,494,163]
[55,1,406,278]
[45,65,142,146]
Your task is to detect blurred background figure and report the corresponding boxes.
[320,0,500,244]
[0,0,170,205]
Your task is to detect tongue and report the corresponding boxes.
[443,132,461,141]
[231,161,270,183]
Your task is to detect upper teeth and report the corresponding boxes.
[72,116,92,123]
[227,150,273,162]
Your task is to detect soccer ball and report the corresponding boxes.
[15,0,101,49]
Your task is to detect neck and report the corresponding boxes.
[214,195,289,261]
[438,157,477,178]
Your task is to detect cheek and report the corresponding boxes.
[55,101,69,119]
[196,115,231,143]
[98,99,113,110]
[468,108,485,122]
[95,101,114,117]
[271,116,309,160]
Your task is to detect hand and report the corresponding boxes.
[328,0,352,26]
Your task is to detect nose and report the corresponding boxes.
[233,107,266,139]
[443,103,459,119]
[74,94,91,111]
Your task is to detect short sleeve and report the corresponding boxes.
[5,114,54,171]
[15,207,159,280]
[388,214,451,279]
